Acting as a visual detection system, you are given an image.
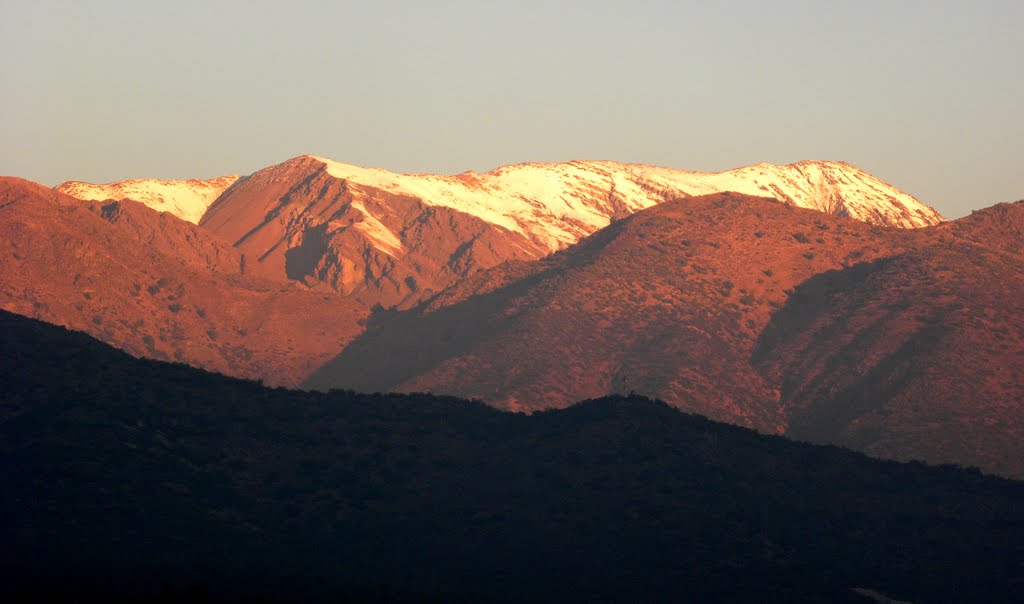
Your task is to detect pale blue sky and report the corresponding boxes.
[1,0,1020,217]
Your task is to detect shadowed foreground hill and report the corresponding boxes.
[2,311,1022,603]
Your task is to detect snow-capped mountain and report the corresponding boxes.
[56,175,240,224]
[196,155,944,307]
[53,155,943,308]
[199,156,549,308]
[310,156,943,252]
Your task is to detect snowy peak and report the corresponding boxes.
[56,175,241,224]
[305,156,942,251]
[718,160,944,228]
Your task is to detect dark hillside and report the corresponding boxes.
[2,311,1022,602]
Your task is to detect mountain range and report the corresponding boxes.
[59,155,942,308]
[2,155,1022,478]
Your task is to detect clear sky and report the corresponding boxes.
[1,0,1021,218]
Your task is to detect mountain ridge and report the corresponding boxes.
[311,155,943,239]
[56,174,240,223]
[7,166,1018,477]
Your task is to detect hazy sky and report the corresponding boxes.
[1,0,1021,218]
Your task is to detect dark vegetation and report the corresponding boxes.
[2,310,1023,602]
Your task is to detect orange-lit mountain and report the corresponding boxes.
[191,156,942,308]
[199,156,548,308]
[306,195,1024,477]
[12,158,1020,476]
[0,177,366,386]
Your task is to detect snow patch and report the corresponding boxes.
[346,200,406,258]
[57,175,241,224]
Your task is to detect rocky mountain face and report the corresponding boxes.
[57,174,240,224]
[199,156,548,308]
[306,195,1024,478]
[0,177,366,386]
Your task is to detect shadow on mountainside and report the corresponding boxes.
[752,257,934,439]
[303,219,630,394]
[752,249,1024,478]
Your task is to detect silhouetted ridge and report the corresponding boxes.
[2,310,1022,603]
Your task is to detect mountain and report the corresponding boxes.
[200,156,548,308]
[3,165,1014,475]
[303,156,943,246]
[57,174,240,223]
[0,177,366,386]
[198,155,942,307]
[3,310,1022,603]
[307,194,1024,477]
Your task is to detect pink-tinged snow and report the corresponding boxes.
[311,156,943,251]
[345,199,406,258]
[56,175,241,224]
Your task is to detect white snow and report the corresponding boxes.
[309,156,943,252]
[345,200,406,258]
[56,175,241,224]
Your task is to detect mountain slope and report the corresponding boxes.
[306,193,908,427]
[753,201,1024,477]
[3,310,1022,603]
[199,155,942,307]
[57,174,240,223]
[306,195,1024,477]
[0,177,366,385]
